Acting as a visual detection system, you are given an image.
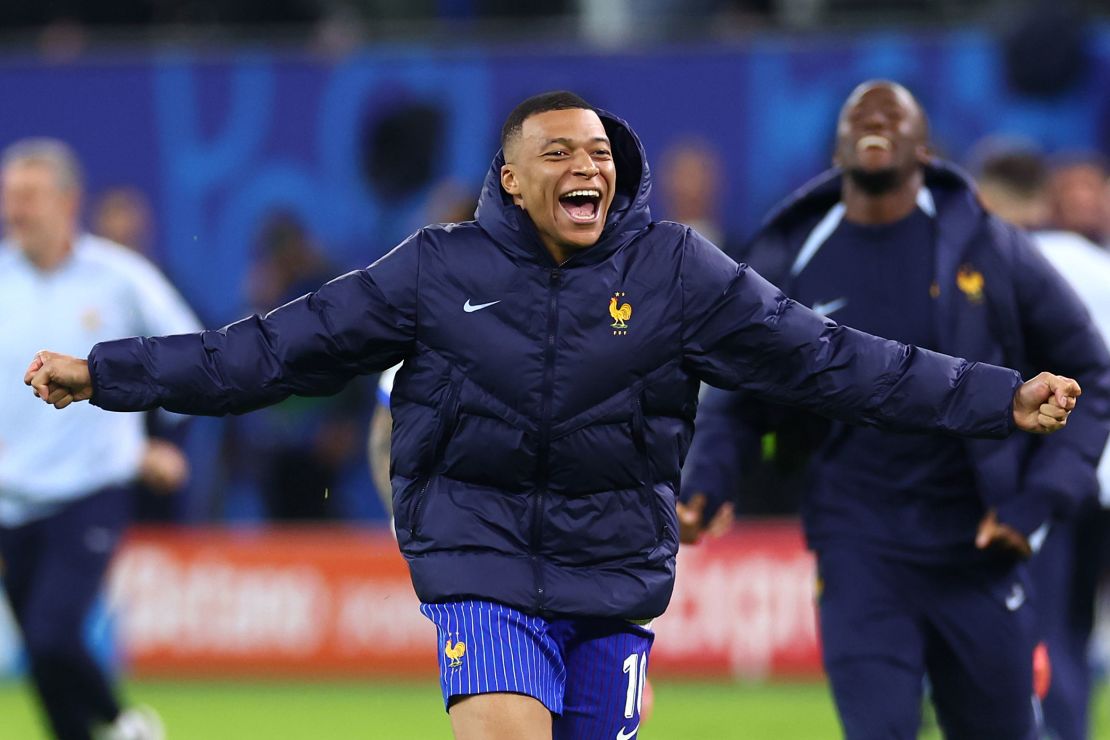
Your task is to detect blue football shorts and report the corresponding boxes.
[421,599,654,740]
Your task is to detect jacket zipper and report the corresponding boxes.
[531,268,561,611]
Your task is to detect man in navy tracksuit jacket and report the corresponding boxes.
[25,91,1083,740]
[682,81,1110,740]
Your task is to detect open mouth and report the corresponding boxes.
[558,189,602,223]
[856,134,892,153]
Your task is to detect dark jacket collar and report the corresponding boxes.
[761,159,979,236]
[747,160,986,291]
[475,108,653,267]
[747,159,997,360]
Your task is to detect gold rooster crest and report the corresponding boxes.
[956,266,984,303]
[444,639,466,668]
[609,292,632,335]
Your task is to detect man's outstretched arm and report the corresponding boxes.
[24,234,421,416]
[679,228,1080,438]
[30,339,1078,429]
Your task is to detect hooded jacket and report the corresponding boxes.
[87,116,1023,619]
[684,162,1110,559]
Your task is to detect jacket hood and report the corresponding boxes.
[475,107,653,265]
[761,159,979,234]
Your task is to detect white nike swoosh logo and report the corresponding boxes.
[463,299,500,313]
[1005,584,1025,611]
[616,723,639,740]
[811,297,848,318]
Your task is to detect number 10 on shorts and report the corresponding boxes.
[622,652,648,719]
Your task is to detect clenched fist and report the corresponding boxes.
[24,351,92,409]
[1012,372,1081,434]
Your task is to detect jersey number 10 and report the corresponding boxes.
[622,652,648,719]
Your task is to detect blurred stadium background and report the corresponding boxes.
[2,0,1110,737]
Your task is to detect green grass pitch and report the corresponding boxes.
[2,678,1109,738]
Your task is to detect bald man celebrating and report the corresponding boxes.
[683,81,1110,739]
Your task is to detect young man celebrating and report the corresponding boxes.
[26,92,1082,740]
[682,82,1110,739]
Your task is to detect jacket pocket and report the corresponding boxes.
[409,376,463,537]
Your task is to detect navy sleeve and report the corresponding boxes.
[88,233,421,416]
[995,225,1110,534]
[680,228,1022,438]
[680,385,758,513]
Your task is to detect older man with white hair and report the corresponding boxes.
[0,138,200,740]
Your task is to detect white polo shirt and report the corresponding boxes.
[0,234,201,526]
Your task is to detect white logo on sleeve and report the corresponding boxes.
[1005,583,1025,611]
[811,297,848,318]
[463,299,500,313]
[616,723,640,740]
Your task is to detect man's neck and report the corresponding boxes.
[539,234,581,266]
[543,241,570,265]
[25,236,74,272]
[842,170,924,225]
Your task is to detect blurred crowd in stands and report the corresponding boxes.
[1,0,1107,54]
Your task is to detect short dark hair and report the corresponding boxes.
[978,150,1048,197]
[500,91,594,152]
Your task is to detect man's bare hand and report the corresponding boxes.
[23,351,92,409]
[676,492,735,545]
[975,508,1032,559]
[140,439,190,493]
[1013,372,1080,434]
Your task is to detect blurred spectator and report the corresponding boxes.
[92,186,153,255]
[977,145,1110,740]
[0,138,201,739]
[366,178,478,525]
[660,138,802,519]
[423,177,478,224]
[228,212,369,520]
[973,144,1050,228]
[93,186,194,524]
[368,363,398,531]
[657,137,739,253]
[244,212,335,310]
[1047,154,1110,247]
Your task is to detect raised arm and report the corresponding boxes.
[679,229,1077,438]
[26,233,421,416]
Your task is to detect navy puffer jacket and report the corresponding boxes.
[88,111,1022,620]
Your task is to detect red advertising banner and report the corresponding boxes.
[108,528,432,677]
[652,522,822,679]
[109,523,822,679]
